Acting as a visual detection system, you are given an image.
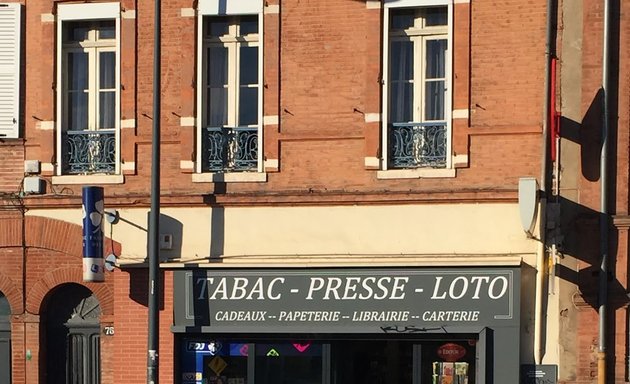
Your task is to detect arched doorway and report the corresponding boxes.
[43,284,101,384]
[0,292,10,384]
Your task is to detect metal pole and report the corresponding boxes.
[597,0,610,382]
[147,0,161,382]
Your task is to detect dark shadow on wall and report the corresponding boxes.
[555,0,621,378]
[203,182,227,260]
[128,268,165,310]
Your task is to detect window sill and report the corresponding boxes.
[192,172,267,183]
[52,174,124,185]
[376,168,455,179]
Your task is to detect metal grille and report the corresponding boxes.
[389,122,447,168]
[202,126,258,172]
[62,129,116,174]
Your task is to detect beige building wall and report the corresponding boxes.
[29,203,537,266]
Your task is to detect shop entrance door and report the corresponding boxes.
[0,292,10,384]
[44,284,101,384]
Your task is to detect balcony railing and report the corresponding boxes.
[202,126,258,172]
[62,129,116,174]
[389,122,447,169]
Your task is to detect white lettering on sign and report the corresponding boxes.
[431,276,508,300]
[422,310,480,322]
[305,276,409,300]
[215,311,267,321]
[278,311,341,322]
[196,277,285,300]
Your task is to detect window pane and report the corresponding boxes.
[239,15,258,36]
[238,87,258,126]
[424,7,448,27]
[390,83,413,123]
[390,9,415,30]
[67,52,88,91]
[68,92,88,130]
[390,41,413,81]
[99,91,115,129]
[97,20,116,39]
[208,88,228,126]
[425,39,446,79]
[64,21,89,42]
[99,52,116,89]
[425,80,445,120]
[208,47,228,87]
[207,17,229,37]
[239,46,258,85]
[255,343,322,384]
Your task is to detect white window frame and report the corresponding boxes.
[381,1,453,172]
[55,3,121,176]
[196,2,264,177]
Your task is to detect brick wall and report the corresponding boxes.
[18,0,548,202]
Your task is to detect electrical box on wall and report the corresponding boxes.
[159,234,173,250]
[23,176,44,194]
[24,160,41,174]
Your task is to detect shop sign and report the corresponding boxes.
[437,343,467,362]
[173,268,520,333]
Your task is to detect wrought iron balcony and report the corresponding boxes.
[202,126,258,172]
[389,122,447,169]
[62,129,116,174]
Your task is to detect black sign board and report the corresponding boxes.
[521,364,558,384]
[173,268,521,333]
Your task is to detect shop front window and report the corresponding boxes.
[180,338,475,384]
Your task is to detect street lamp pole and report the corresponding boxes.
[147,0,161,382]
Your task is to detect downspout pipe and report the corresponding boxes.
[597,0,611,382]
[535,0,554,365]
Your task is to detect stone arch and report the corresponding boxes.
[0,274,22,314]
[23,215,119,317]
[24,216,121,260]
[27,267,114,316]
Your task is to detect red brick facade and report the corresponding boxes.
[0,0,628,383]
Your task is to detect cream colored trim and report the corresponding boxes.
[155,255,525,269]
[452,109,469,119]
[192,172,267,183]
[364,157,380,168]
[377,168,456,179]
[454,0,470,3]
[52,175,124,185]
[180,8,195,17]
[452,154,469,166]
[264,4,280,14]
[36,120,55,130]
[263,115,279,125]
[121,119,136,128]
[180,116,195,126]
[180,160,195,170]
[364,113,381,123]
[41,163,55,173]
[121,162,135,171]
[366,1,382,9]
[58,2,119,21]
[41,13,54,23]
[121,10,136,19]
[264,159,279,169]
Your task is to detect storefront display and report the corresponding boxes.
[173,267,522,383]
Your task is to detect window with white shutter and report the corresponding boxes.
[0,3,21,139]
